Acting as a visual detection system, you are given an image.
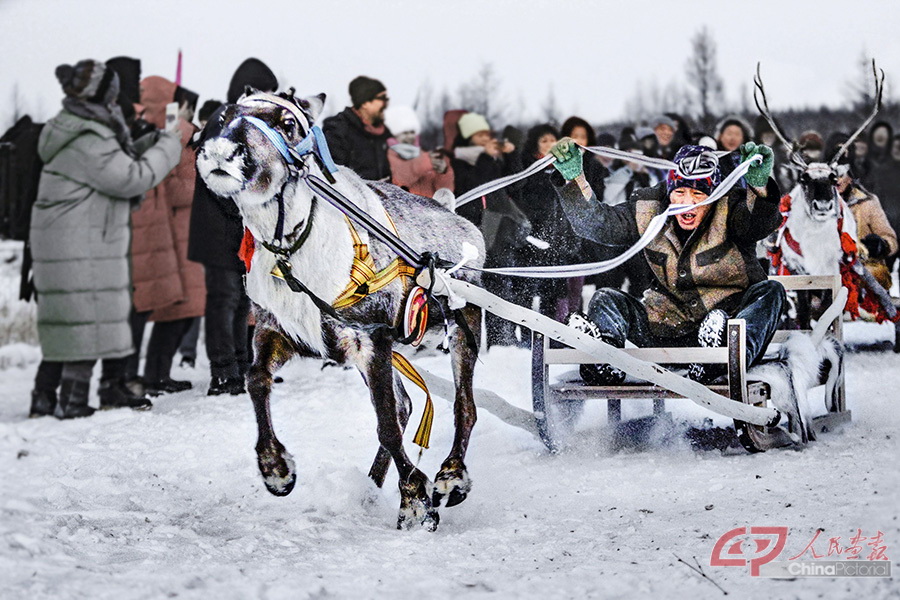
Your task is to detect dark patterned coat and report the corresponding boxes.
[557,179,781,338]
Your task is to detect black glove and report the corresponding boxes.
[862,233,889,259]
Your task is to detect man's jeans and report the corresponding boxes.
[586,280,786,366]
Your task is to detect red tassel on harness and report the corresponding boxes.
[239,227,255,272]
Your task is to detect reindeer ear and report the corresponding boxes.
[241,85,261,102]
[301,93,326,123]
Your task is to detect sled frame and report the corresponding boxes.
[532,275,849,453]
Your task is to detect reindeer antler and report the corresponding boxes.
[753,63,808,168]
[829,59,886,167]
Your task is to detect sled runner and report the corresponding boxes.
[531,275,849,453]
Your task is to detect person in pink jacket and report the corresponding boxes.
[138,76,206,395]
[385,106,454,199]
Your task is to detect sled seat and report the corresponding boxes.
[531,274,848,453]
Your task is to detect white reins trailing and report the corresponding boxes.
[454,145,762,279]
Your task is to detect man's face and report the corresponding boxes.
[655,124,674,147]
[670,187,711,230]
[360,91,389,124]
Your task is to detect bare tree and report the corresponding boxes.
[540,84,561,127]
[457,63,508,129]
[685,26,725,131]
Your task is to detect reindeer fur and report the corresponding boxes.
[197,91,485,530]
[746,332,843,445]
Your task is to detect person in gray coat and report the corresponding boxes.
[30,59,181,419]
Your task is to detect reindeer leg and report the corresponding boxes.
[367,372,412,488]
[248,326,298,496]
[365,330,437,530]
[433,304,481,509]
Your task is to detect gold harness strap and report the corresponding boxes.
[332,216,417,309]
[391,351,434,449]
[333,216,434,450]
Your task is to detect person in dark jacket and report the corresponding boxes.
[868,134,900,270]
[187,57,277,396]
[449,111,527,345]
[518,124,580,322]
[322,76,392,181]
[550,139,783,385]
[868,121,894,166]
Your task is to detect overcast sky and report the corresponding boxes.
[2,0,898,132]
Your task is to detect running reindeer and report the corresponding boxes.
[755,62,897,333]
[196,89,485,530]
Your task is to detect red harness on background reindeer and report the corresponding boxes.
[769,194,896,322]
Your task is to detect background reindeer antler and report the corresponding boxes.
[753,63,808,168]
[829,60,885,167]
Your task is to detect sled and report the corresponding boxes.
[531,275,850,453]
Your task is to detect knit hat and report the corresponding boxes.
[349,75,386,108]
[227,58,278,104]
[651,115,676,130]
[666,144,722,197]
[458,112,491,140]
[384,106,420,135]
[798,130,824,152]
[55,60,119,105]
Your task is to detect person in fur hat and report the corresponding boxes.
[550,138,784,385]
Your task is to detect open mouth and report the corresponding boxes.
[677,211,698,226]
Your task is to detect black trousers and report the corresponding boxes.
[204,267,250,379]
[35,357,128,389]
[145,318,194,381]
[586,280,786,366]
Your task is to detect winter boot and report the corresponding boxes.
[54,379,95,419]
[146,378,192,396]
[687,309,729,384]
[29,389,58,418]
[99,378,153,411]
[207,376,246,396]
[566,312,626,385]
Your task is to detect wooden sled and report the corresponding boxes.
[532,275,850,453]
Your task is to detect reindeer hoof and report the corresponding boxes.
[397,469,439,531]
[432,459,472,508]
[256,438,297,497]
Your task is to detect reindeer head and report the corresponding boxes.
[796,163,843,221]
[197,88,326,209]
[754,61,884,222]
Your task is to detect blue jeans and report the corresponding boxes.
[586,280,786,366]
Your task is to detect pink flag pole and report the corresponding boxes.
[175,49,183,86]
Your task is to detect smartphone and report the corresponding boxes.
[165,102,179,130]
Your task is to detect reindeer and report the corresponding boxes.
[755,62,885,328]
[196,89,485,530]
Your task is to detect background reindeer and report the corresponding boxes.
[197,89,485,531]
[756,63,890,330]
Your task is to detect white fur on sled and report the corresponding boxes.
[746,332,842,445]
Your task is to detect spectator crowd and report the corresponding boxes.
[6,55,900,419]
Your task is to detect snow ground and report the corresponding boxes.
[1,323,898,599]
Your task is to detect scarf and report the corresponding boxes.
[389,142,421,160]
[63,96,136,158]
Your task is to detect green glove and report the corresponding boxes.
[550,137,584,181]
[740,142,774,187]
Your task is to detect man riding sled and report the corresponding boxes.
[550,139,784,384]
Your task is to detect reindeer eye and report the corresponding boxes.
[282,117,296,134]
